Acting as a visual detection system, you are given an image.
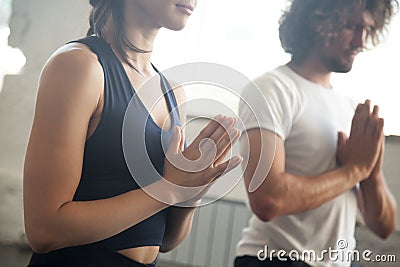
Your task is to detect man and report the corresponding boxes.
[236,0,398,266]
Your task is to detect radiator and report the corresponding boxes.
[159,198,252,267]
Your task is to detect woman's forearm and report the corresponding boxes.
[25,186,169,253]
[160,205,198,252]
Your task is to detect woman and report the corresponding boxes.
[23,0,242,266]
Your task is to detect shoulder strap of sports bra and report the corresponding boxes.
[152,64,182,126]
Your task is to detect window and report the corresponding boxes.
[0,0,26,91]
[332,14,400,136]
[152,0,400,136]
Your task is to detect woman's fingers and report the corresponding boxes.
[179,128,185,152]
[206,117,235,144]
[206,155,243,180]
[199,117,236,154]
[190,115,236,148]
[185,115,237,161]
[213,128,241,166]
[190,115,223,147]
[167,126,182,155]
[165,115,242,191]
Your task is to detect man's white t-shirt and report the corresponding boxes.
[237,65,358,267]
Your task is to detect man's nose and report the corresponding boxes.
[351,26,368,49]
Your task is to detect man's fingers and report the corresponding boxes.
[337,132,348,164]
[351,101,380,137]
[368,115,384,138]
[372,105,379,117]
[358,100,371,132]
[337,132,347,149]
[377,118,384,137]
[350,103,364,137]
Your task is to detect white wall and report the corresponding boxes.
[0,0,90,243]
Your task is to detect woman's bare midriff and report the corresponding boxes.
[118,246,159,264]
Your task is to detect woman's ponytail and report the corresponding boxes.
[86,0,152,69]
[86,0,111,37]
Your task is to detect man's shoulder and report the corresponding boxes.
[255,65,288,80]
[252,65,299,91]
[244,65,302,102]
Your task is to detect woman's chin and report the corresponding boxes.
[164,20,189,31]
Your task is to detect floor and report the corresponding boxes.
[1,232,400,267]
[0,244,31,267]
[0,244,190,267]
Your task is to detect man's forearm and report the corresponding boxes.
[360,172,397,238]
[249,165,364,221]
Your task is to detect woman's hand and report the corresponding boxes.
[162,115,242,204]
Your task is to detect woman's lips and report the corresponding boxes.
[176,3,194,15]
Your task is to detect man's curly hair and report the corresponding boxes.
[279,0,398,63]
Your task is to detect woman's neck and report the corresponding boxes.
[119,0,160,75]
[103,24,159,76]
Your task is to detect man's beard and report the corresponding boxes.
[323,55,354,73]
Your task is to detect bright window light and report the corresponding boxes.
[153,0,400,136]
[0,0,26,92]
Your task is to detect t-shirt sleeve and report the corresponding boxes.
[238,73,296,140]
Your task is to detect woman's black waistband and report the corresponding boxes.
[28,243,156,267]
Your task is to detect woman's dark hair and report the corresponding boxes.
[87,0,151,69]
[279,0,399,63]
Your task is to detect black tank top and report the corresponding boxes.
[29,36,181,266]
[73,36,180,250]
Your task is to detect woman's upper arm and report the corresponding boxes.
[24,44,103,228]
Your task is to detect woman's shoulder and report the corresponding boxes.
[37,41,104,111]
[39,41,103,94]
[43,42,101,75]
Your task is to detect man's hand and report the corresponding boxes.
[337,100,384,181]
